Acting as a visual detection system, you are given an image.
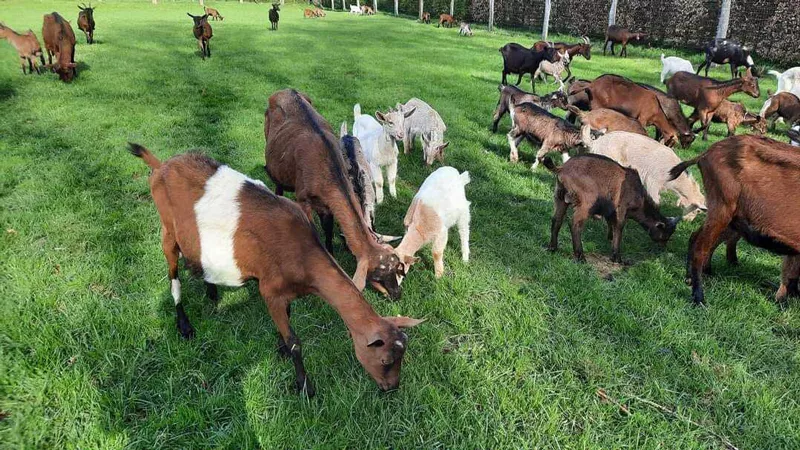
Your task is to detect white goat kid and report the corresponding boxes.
[534,50,570,90]
[395,167,471,281]
[660,54,694,84]
[582,127,706,221]
[353,104,415,204]
[459,22,473,36]
[768,67,800,94]
[349,5,362,14]
[397,98,448,166]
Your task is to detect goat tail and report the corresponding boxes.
[127,142,161,170]
[668,154,704,181]
[541,157,559,174]
[767,69,782,79]
[353,103,362,119]
[459,171,471,186]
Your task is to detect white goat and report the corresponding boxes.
[459,22,473,36]
[397,98,448,166]
[349,5,362,14]
[534,50,570,90]
[768,67,800,94]
[394,166,470,281]
[339,122,376,227]
[582,127,707,221]
[660,54,694,84]
[353,103,415,204]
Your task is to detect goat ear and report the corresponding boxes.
[352,259,369,291]
[375,111,386,123]
[383,316,425,328]
[366,337,385,347]
[403,106,416,118]
[339,121,348,138]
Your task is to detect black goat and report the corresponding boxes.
[269,3,280,31]
[499,43,557,93]
[697,39,754,79]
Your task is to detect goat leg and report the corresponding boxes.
[548,189,568,252]
[205,282,219,305]
[163,233,194,339]
[264,293,315,397]
[689,209,734,305]
[320,212,335,253]
[569,207,588,262]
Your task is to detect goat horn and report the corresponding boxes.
[375,233,401,243]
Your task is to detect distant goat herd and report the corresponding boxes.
[2,4,799,397]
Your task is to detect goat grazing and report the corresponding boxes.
[421,12,431,24]
[187,13,212,59]
[269,4,280,30]
[759,92,800,128]
[533,50,570,90]
[304,8,317,18]
[204,6,223,21]
[688,99,766,137]
[459,22,473,37]
[353,103,416,204]
[544,154,678,263]
[438,14,456,28]
[507,102,583,169]
[395,167,471,279]
[566,105,648,136]
[581,75,695,148]
[77,3,95,44]
[660,54,693,84]
[313,8,326,17]
[670,135,800,305]
[0,23,45,75]
[581,127,706,220]
[397,98,448,166]
[499,42,557,92]
[492,84,567,132]
[697,39,754,79]
[339,122,376,228]
[667,68,760,140]
[361,5,375,15]
[603,25,646,57]
[42,12,76,82]
[349,5,362,14]
[128,144,422,396]
[265,89,407,299]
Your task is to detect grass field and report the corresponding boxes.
[1,1,798,448]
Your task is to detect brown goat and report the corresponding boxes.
[187,13,212,59]
[688,100,766,137]
[42,12,76,82]
[604,25,646,57]
[0,23,45,75]
[127,144,422,396]
[760,92,800,128]
[507,102,583,169]
[77,3,95,44]
[582,74,694,148]
[313,8,326,17]
[492,84,568,132]
[544,154,678,263]
[438,14,455,28]
[304,9,315,18]
[566,105,648,136]
[264,89,407,299]
[670,135,800,305]
[361,5,375,15]
[204,6,223,21]
[421,12,431,24]
[666,69,760,140]
[532,37,591,78]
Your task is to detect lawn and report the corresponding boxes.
[1,1,798,448]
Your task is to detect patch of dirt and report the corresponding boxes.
[585,254,625,281]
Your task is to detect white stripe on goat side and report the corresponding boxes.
[194,166,265,287]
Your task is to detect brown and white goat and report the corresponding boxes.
[128,144,422,396]
[544,154,678,263]
[264,89,406,299]
[507,102,583,169]
[421,12,431,24]
[566,105,648,136]
[603,25,646,57]
[666,69,760,140]
[77,3,95,44]
[688,100,766,137]
[204,6,224,21]
[669,135,800,305]
[0,23,45,75]
[492,84,568,133]
[759,92,800,129]
[42,12,76,82]
[187,13,212,59]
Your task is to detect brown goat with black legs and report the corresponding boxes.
[666,69,760,140]
[42,12,76,82]
[506,102,584,169]
[544,154,678,263]
[128,144,422,396]
[264,89,406,299]
[187,13,212,59]
[0,23,45,74]
[204,6,223,21]
[669,135,800,305]
[581,75,694,148]
[687,100,766,137]
[77,3,95,44]
[759,92,800,128]
[603,25,646,57]
[492,84,568,132]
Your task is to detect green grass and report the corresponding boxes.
[1,1,798,448]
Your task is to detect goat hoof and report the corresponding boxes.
[297,378,315,398]
[277,340,291,358]
[177,320,195,340]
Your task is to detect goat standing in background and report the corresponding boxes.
[697,39,754,79]
[187,13,212,59]
[660,54,693,84]
[269,3,280,30]
[459,23,473,36]
[604,25,646,57]
[397,98,448,166]
[42,12,77,82]
[77,3,95,44]
[204,6,224,21]
[534,50,570,90]
[0,23,45,74]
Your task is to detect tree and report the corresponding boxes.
[608,0,617,26]
[488,0,495,31]
[373,0,377,13]
[716,0,732,39]
[449,0,454,16]
[394,0,398,15]
[419,0,424,20]
[542,0,551,40]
